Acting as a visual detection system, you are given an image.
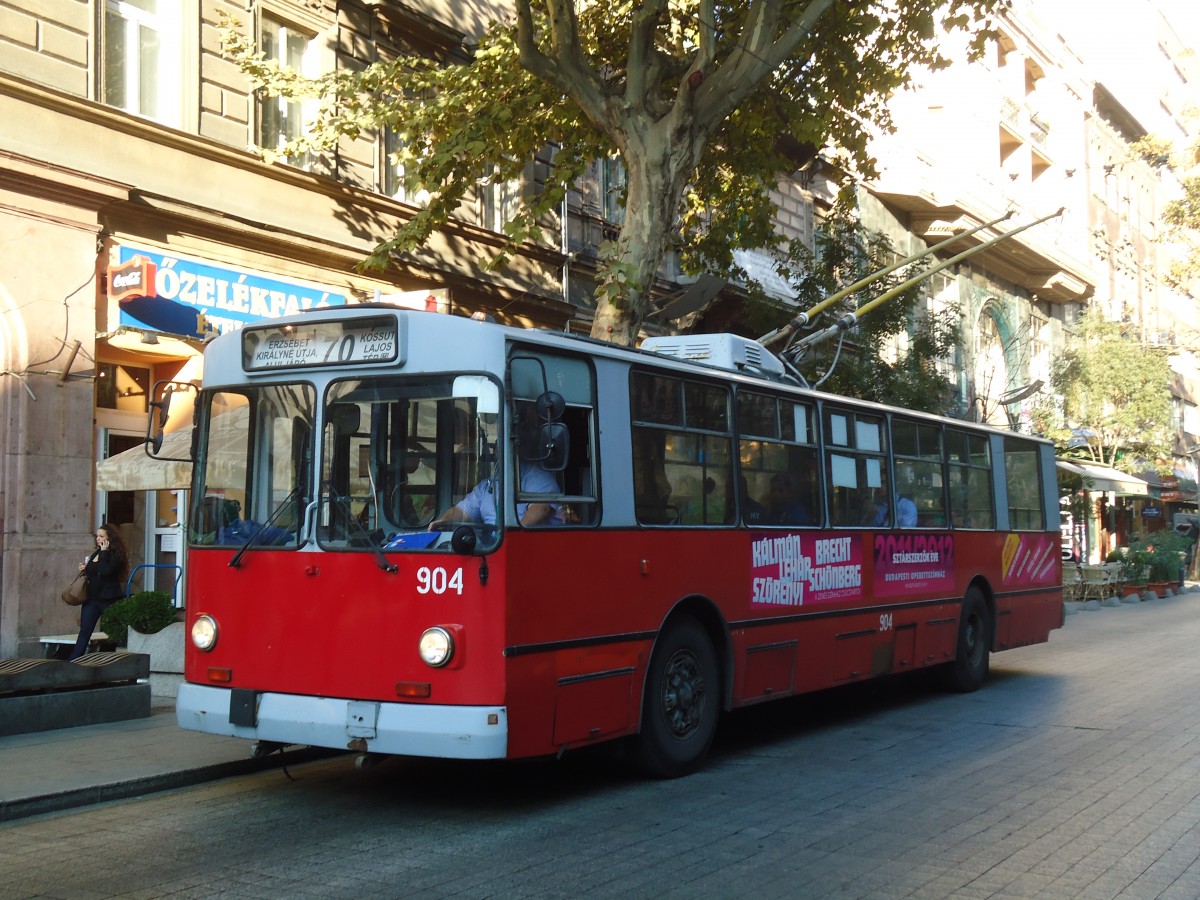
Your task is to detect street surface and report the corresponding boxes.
[3,594,1200,899]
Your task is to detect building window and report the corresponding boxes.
[101,0,182,127]
[602,157,627,224]
[383,127,407,201]
[382,127,430,205]
[480,165,522,233]
[259,15,318,170]
[96,363,151,413]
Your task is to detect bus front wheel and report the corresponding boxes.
[631,618,719,779]
[939,586,991,693]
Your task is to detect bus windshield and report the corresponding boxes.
[319,375,502,553]
[190,383,314,548]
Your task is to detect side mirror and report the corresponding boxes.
[535,422,570,471]
[147,381,196,460]
[451,525,478,555]
[536,390,565,422]
[518,390,569,470]
[150,385,174,453]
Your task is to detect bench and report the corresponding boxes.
[39,633,112,660]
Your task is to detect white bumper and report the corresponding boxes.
[176,683,507,759]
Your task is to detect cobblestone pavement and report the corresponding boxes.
[1,593,1198,899]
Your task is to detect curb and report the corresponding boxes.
[0,746,341,823]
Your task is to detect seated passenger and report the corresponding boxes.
[741,476,767,525]
[896,494,918,528]
[764,473,813,526]
[865,493,890,527]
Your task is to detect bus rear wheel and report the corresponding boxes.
[631,618,719,779]
[939,586,991,693]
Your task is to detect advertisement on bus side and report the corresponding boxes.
[1000,533,1059,586]
[751,533,864,607]
[872,533,956,597]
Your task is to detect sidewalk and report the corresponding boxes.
[0,698,333,823]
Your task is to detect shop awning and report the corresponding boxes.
[1055,459,1150,496]
[95,400,271,493]
[95,430,194,492]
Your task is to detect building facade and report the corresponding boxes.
[0,0,579,657]
[2,1,1196,655]
[862,0,1198,561]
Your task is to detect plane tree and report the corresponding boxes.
[1035,312,1173,470]
[225,0,999,345]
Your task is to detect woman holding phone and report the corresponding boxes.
[67,522,129,661]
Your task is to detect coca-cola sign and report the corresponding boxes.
[107,256,157,302]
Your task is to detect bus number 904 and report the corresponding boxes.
[416,566,464,596]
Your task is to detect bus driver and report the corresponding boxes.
[430,462,565,529]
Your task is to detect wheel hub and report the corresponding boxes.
[662,650,706,738]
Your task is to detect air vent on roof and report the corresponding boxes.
[641,333,786,379]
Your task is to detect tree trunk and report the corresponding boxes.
[589,114,700,346]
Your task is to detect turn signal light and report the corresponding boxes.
[207,667,233,683]
[396,681,432,698]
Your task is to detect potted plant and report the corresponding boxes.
[99,590,178,646]
[1117,547,1151,599]
[1147,532,1189,596]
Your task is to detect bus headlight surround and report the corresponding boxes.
[419,626,454,668]
[191,615,218,652]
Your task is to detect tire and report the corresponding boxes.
[631,618,720,778]
[939,586,991,693]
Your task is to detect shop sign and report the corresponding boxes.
[1142,507,1163,518]
[111,244,347,339]
[108,255,158,302]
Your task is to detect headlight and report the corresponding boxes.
[418,626,454,667]
[191,615,218,652]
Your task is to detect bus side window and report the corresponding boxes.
[892,418,947,529]
[824,408,888,528]
[633,428,674,523]
[509,349,598,527]
[631,371,732,526]
[947,428,993,529]
[1004,437,1045,530]
[557,403,597,525]
[736,391,819,527]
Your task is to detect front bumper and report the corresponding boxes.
[176,683,508,759]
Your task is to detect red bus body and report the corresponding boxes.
[175,310,1063,774]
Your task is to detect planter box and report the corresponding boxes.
[127,621,185,700]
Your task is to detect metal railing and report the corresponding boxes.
[125,563,183,601]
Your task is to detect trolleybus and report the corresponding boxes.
[170,305,1063,777]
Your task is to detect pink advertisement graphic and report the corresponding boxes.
[751,533,864,607]
[873,534,956,598]
[1001,533,1059,586]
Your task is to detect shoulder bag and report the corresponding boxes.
[61,571,88,606]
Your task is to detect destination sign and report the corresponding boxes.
[243,315,401,371]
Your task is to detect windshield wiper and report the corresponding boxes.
[321,482,398,574]
[228,487,300,569]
